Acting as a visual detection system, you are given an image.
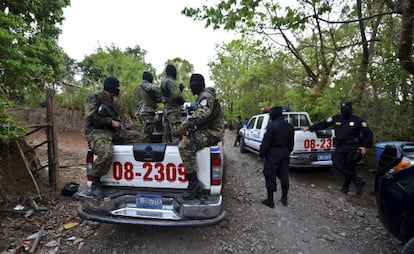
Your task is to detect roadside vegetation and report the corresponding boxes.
[1,0,414,146]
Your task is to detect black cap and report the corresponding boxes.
[270,106,283,120]
[166,64,177,79]
[103,77,120,96]
[143,71,153,83]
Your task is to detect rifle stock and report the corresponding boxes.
[98,104,129,138]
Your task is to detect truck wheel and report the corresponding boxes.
[240,138,246,153]
[401,238,414,254]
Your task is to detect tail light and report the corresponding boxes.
[211,153,222,185]
[392,159,412,173]
[86,145,93,181]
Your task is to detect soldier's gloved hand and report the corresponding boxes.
[179,125,187,136]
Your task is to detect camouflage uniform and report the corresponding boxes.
[135,80,161,143]
[178,87,224,174]
[161,76,184,144]
[85,91,141,177]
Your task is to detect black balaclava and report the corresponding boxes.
[143,71,154,83]
[269,106,283,120]
[340,101,352,119]
[189,73,205,95]
[166,64,177,80]
[103,77,120,96]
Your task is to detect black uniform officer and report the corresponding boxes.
[308,101,373,195]
[259,106,294,207]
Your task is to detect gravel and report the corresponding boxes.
[0,121,404,253]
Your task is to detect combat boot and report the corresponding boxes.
[355,177,365,196]
[262,188,275,208]
[341,178,352,194]
[91,177,103,198]
[280,192,288,207]
[183,172,202,200]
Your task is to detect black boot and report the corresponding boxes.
[183,172,202,200]
[261,189,274,208]
[91,177,103,198]
[341,176,352,194]
[355,177,365,196]
[280,192,288,207]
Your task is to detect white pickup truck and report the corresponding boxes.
[76,106,226,226]
[239,109,335,168]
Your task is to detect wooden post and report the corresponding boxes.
[46,89,59,190]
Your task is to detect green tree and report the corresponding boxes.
[79,45,154,116]
[0,0,69,99]
[0,0,69,142]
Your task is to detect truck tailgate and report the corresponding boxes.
[100,144,212,189]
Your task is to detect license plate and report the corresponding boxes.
[136,194,162,209]
[317,154,331,161]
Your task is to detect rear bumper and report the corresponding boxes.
[75,189,226,226]
[289,152,333,168]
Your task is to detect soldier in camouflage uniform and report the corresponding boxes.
[178,73,224,199]
[160,64,185,144]
[134,71,161,143]
[85,77,141,197]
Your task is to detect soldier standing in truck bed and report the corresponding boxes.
[134,71,161,143]
[160,64,185,144]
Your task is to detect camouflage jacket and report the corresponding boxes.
[160,76,184,108]
[84,91,119,135]
[134,80,161,115]
[182,87,224,134]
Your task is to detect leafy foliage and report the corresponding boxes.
[0,0,69,142]
[79,45,154,116]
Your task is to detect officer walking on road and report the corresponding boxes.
[306,101,373,195]
[259,106,294,208]
[178,73,224,199]
[85,77,141,197]
[161,64,185,144]
[233,115,243,147]
[134,71,161,143]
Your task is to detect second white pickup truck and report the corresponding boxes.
[239,108,335,168]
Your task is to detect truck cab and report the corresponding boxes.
[239,108,335,168]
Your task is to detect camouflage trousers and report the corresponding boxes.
[162,108,182,145]
[178,130,223,174]
[86,129,141,177]
[137,112,156,143]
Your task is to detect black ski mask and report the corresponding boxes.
[103,77,120,96]
[340,101,352,119]
[143,71,154,83]
[166,64,177,80]
[190,73,205,95]
[269,106,283,120]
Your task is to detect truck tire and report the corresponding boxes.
[240,137,246,153]
[401,238,414,254]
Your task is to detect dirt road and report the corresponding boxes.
[0,112,404,253]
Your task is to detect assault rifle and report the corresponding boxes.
[98,104,129,138]
[187,125,197,155]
